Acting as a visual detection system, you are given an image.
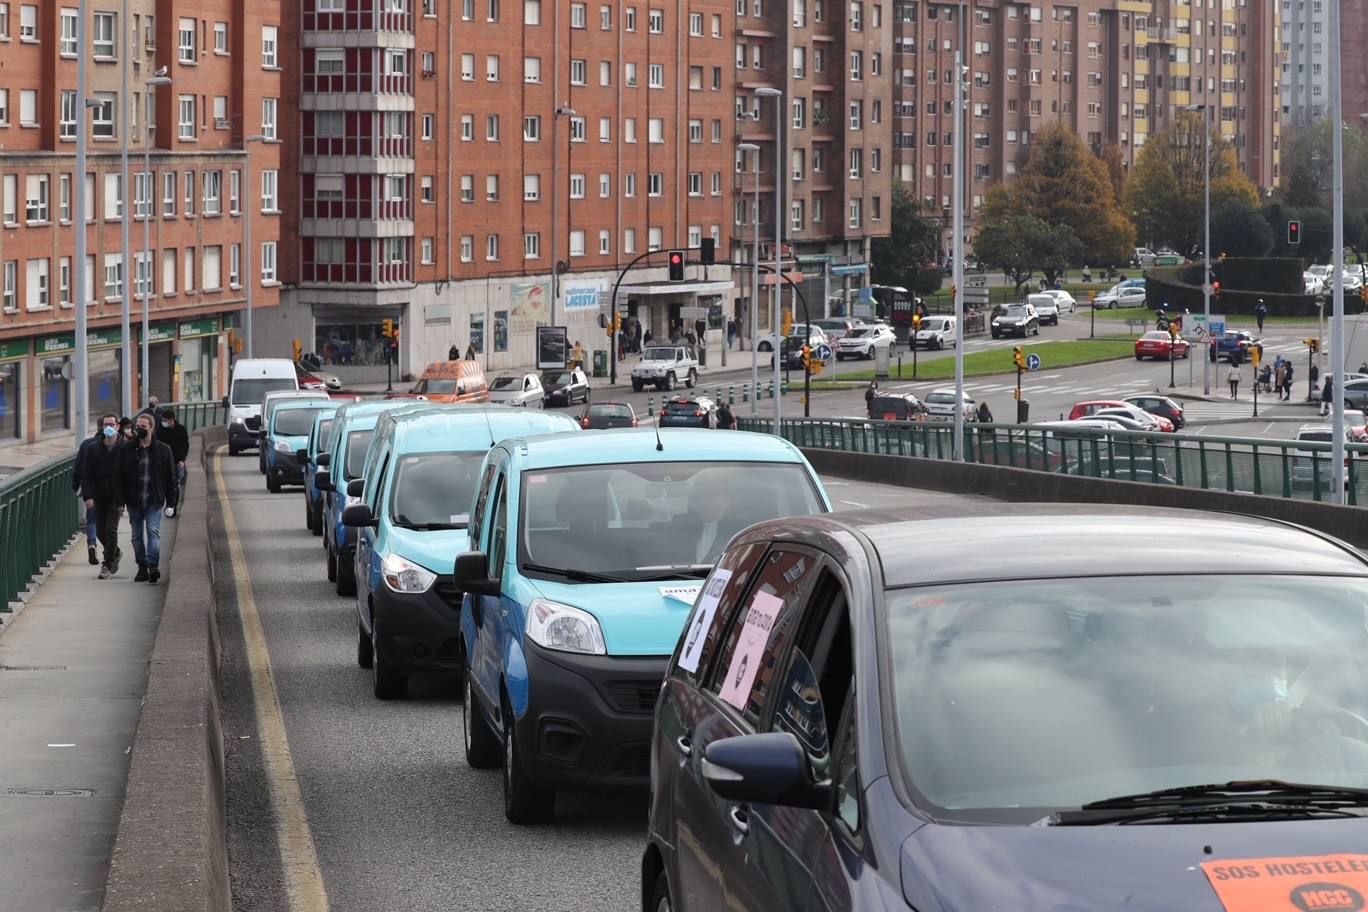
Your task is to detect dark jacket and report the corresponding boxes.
[159,422,191,463]
[80,437,125,503]
[117,439,179,510]
[73,434,101,492]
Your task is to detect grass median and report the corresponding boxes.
[808,337,1138,386]
[1088,306,1319,327]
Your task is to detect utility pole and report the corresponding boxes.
[738,142,761,415]
[755,87,784,433]
[1328,0,1346,501]
[951,51,967,459]
[74,0,90,445]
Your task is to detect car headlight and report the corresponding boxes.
[382,554,437,593]
[525,598,606,655]
[230,417,245,427]
[274,440,293,452]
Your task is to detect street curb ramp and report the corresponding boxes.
[101,426,230,912]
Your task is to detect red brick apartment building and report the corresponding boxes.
[0,1,282,447]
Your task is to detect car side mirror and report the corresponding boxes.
[453,550,499,597]
[296,449,309,463]
[702,732,832,811]
[341,503,377,528]
[346,478,364,497]
[315,470,333,492]
[316,452,331,467]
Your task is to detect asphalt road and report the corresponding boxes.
[214,451,983,912]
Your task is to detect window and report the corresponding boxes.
[261,242,277,283]
[460,236,474,262]
[60,8,76,55]
[202,170,222,215]
[58,173,71,222]
[525,0,540,22]
[162,171,176,216]
[212,20,227,54]
[571,2,586,26]
[849,100,862,130]
[793,97,806,128]
[523,115,541,141]
[59,257,71,306]
[687,172,702,195]
[104,253,124,300]
[625,118,637,143]
[486,114,500,140]
[601,60,612,85]
[261,170,278,211]
[569,173,585,199]
[602,4,612,28]
[688,119,703,142]
[599,117,611,142]
[460,175,474,201]
[22,257,49,310]
[86,93,115,139]
[104,173,124,219]
[599,173,611,198]
[420,237,434,265]
[569,230,585,257]
[230,244,240,286]
[849,148,862,178]
[184,169,195,215]
[486,54,500,81]
[850,51,862,79]
[793,47,806,77]
[485,174,499,200]
[648,118,664,143]
[647,227,662,251]
[648,172,663,196]
[524,232,541,258]
[420,175,434,203]
[623,228,636,253]
[178,17,195,63]
[850,0,862,28]
[93,11,115,57]
[486,235,500,261]
[461,114,474,141]
[712,12,722,34]
[261,98,277,139]
[648,7,663,31]
[571,58,586,84]
[487,0,500,20]
[569,116,585,141]
[624,172,636,196]
[624,5,636,29]
[19,89,36,127]
[461,53,475,80]
[649,63,664,87]
[525,56,541,82]
[599,230,611,255]
[523,174,541,200]
[848,197,862,228]
[203,246,222,290]
[178,95,196,139]
[2,261,13,311]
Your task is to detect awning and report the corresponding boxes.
[830,263,869,276]
[618,280,735,295]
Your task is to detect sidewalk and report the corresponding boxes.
[0,512,177,912]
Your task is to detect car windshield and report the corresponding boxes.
[344,430,374,480]
[416,378,458,395]
[232,378,296,406]
[926,392,958,405]
[885,575,1368,822]
[1143,332,1168,340]
[389,452,484,528]
[921,319,947,331]
[490,376,521,390]
[644,348,677,362]
[664,401,703,414]
[313,419,335,451]
[274,408,325,437]
[519,461,824,579]
[846,329,872,339]
[548,372,574,386]
[588,404,632,418]
[1004,306,1028,318]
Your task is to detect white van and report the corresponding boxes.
[227,358,299,455]
[1028,293,1061,325]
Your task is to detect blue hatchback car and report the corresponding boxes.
[343,407,580,699]
[302,408,340,536]
[454,428,831,824]
[644,505,1368,911]
[264,400,333,493]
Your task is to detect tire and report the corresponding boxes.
[757,341,772,352]
[267,474,281,493]
[258,452,266,475]
[371,618,407,700]
[632,379,644,392]
[583,388,591,404]
[310,502,323,536]
[685,370,697,389]
[933,338,944,351]
[463,668,501,769]
[228,443,241,457]
[991,331,1000,339]
[357,621,373,669]
[326,544,337,582]
[1136,354,1144,360]
[503,694,555,824]
[336,548,357,597]
[835,353,845,361]
[304,497,313,531]
[649,869,674,912]
[864,349,874,361]
[664,372,676,391]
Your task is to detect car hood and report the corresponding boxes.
[386,525,470,574]
[489,389,531,400]
[525,578,700,656]
[902,816,1368,912]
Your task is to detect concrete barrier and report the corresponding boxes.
[802,447,1368,549]
[101,426,230,912]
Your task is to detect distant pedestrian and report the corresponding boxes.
[158,410,190,517]
[448,343,460,360]
[864,380,878,411]
[1360,360,1368,374]
[1310,362,1320,395]
[643,328,654,348]
[571,340,586,366]
[1228,363,1240,399]
[1321,374,1334,416]
[976,402,993,423]
[1282,362,1295,400]
[81,414,125,579]
[715,401,736,430]
[74,424,103,565]
[465,343,477,361]
[1254,299,1268,334]
[726,318,737,350]
[118,413,177,584]
[138,396,163,422]
[1274,363,1285,396]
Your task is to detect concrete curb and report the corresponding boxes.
[100,426,231,912]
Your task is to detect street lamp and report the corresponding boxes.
[951,57,969,459]
[738,142,761,415]
[140,70,172,408]
[1182,104,1211,396]
[552,105,576,328]
[754,87,783,433]
[1327,2,1347,501]
[243,135,269,359]
[73,0,91,445]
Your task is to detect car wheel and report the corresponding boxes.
[326,544,337,582]
[357,620,372,669]
[583,387,591,404]
[835,353,845,361]
[649,869,674,912]
[463,668,502,769]
[304,497,312,531]
[664,372,676,391]
[503,694,555,824]
[934,338,944,351]
[865,349,875,361]
[267,474,281,494]
[228,443,241,457]
[1136,353,1144,360]
[258,452,266,475]
[991,331,1000,339]
[310,503,322,536]
[336,549,356,597]
[371,618,407,700]
[757,341,772,352]
[632,380,644,392]
[685,370,697,389]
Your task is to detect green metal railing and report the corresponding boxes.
[0,400,223,611]
[738,416,1368,507]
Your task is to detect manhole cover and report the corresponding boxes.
[5,788,96,797]
[0,665,68,671]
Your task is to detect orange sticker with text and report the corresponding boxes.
[1203,855,1368,911]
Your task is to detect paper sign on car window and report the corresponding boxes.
[659,585,704,605]
[1202,855,1368,911]
[676,570,731,673]
[719,590,783,710]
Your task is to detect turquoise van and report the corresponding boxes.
[302,408,340,535]
[342,408,580,699]
[264,400,333,493]
[454,428,831,823]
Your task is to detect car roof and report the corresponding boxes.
[736,506,1368,586]
[273,398,333,413]
[388,407,579,454]
[507,427,808,469]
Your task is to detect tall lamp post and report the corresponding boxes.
[1182,104,1211,395]
[74,0,91,444]
[118,0,132,417]
[1327,0,1346,501]
[552,105,576,328]
[242,135,268,358]
[140,70,172,407]
[738,142,761,415]
[754,87,783,433]
[951,55,968,460]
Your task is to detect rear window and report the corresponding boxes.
[1299,432,1333,443]
[871,396,919,417]
[665,401,704,414]
[416,378,458,395]
[589,404,633,418]
[232,377,296,406]
[926,392,956,405]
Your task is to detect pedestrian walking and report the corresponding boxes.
[864,380,879,413]
[138,396,163,422]
[976,401,993,423]
[726,318,737,350]
[74,424,103,564]
[1359,360,1368,373]
[1228,363,1240,399]
[1255,299,1268,334]
[448,342,460,360]
[81,414,125,579]
[1310,362,1320,399]
[158,409,190,517]
[1321,374,1334,416]
[571,340,586,367]
[1282,362,1295,400]
[118,413,178,584]
[643,328,654,348]
[715,400,736,430]
[464,342,477,361]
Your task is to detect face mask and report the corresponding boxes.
[102,426,117,439]
[161,422,171,429]
[134,427,149,440]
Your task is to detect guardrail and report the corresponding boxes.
[738,416,1368,506]
[0,401,224,612]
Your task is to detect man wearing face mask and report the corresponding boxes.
[157,410,190,517]
[80,414,126,579]
[117,413,178,583]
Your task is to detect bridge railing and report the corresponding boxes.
[0,401,225,610]
[737,416,1368,506]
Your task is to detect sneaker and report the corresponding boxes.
[97,566,113,580]
[133,565,149,582]
[147,568,161,585]
[88,545,98,565]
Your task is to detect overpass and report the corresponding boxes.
[1,402,1364,911]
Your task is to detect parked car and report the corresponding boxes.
[1040,289,1077,313]
[659,397,718,429]
[912,316,957,350]
[456,428,832,823]
[258,389,331,474]
[488,372,544,407]
[756,324,830,353]
[264,400,332,494]
[389,360,490,403]
[1061,454,1177,484]
[643,506,1368,911]
[1094,282,1148,309]
[1092,404,1175,433]
[991,303,1040,338]
[302,409,340,536]
[1134,330,1191,360]
[868,393,927,422]
[1028,293,1062,326]
[226,358,299,456]
[1342,378,1368,410]
[1124,394,1186,430]
[580,402,638,429]
[1291,424,1355,491]
[344,408,580,699]
[631,345,699,392]
[835,324,896,360]
[1304,272,1325,295]
[295,361,342,392]
[1208,330,1259,364]
[1069,400,1175,432]
[811,317,859,340]
[923,388,976,422]
[541,367,591,406]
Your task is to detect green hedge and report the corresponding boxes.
[1145,258,1322,316]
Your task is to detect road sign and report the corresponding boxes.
[966,275,988,287]
[1025,353,1041,371]
[1209,320,1225,336]
[816,343,834,361]
[963,287,992,305]
[1315,294,1327,308]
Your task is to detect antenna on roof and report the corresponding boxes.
[482,403,497,449]
[653,414,664,452]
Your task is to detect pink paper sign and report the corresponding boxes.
[719,590,784,710]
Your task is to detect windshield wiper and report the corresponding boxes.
[630,563,714,581]
[1045,780,1368,826]
[520,561,629,584]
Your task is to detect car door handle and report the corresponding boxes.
[728,806,750,837]
[675,735,692,758]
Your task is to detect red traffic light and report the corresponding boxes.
[668,250,685,281]
[1288,220,1301,245]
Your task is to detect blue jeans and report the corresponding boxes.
[127,506,163,568]
[85,503,97,545]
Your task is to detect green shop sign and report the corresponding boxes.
[0,337,31,361]
[144,322,178,343]
[38,328,123,355]
[179,317,220,339]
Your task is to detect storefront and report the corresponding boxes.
[177,317,221,403]
[144,322,178,404]
[314,316,396,366]
[40,352,70,436]
[38,328,125,430]
[0,339,29,442]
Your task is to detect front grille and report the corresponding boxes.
[602,680,661,715]
[432,576,463,612]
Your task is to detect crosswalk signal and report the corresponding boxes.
[383,318,394,338]
[1288,220,1301,246]
[1168,322,1181,341]
[1212,281,1221,299]
[668,250,685,281]
[912,313,923,329]
[700,237,716,265]
[1013,346,1027,370]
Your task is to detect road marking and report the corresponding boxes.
[840,499,868,508]
[212,450,331,912]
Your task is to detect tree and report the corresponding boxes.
[1210,199,1273,257]
[1278,121,1368,213]
[1125,112,1259,255]
[1100,143,1127,206]
[871,182,941,289]
[973,208,1081,291]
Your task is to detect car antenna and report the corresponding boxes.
[482,403,497,449]
[653,413,664,451]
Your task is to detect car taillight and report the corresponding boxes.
[661,409,668,418]
[883,413,896,420]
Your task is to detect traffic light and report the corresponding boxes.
[292,338,302,362]
[383,318,394,338]
[700,237,716,265]
[1013,346,1027,370]
[782,310,794,337]
[1305,338,1319,353]
[912,313,923,329]
[950,284,958,301]
[1168,322,1181,341]
[800,345,813,372]
[1088,290,1098,303]
[668,250,685,281]
[1212,281,1221,299]
[1288,220,1301,246]
[1250,343,1262,368]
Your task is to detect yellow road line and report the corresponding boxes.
[212,449,331,912]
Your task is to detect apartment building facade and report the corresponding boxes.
[1282,0,1368,127]
[893,0,1280,254]
[273,0,739,378]
[0,0,281,447]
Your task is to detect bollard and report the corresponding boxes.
[647,394,655,415]
[741,384,749,403]
[728,385,735,405]
[781,379,789,396]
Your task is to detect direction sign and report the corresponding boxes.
[1025,353,1041,371]
[816,343,834,361]
[963,287,992,305]
[966,275,989,287]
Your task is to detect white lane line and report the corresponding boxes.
[840,500,869,508]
